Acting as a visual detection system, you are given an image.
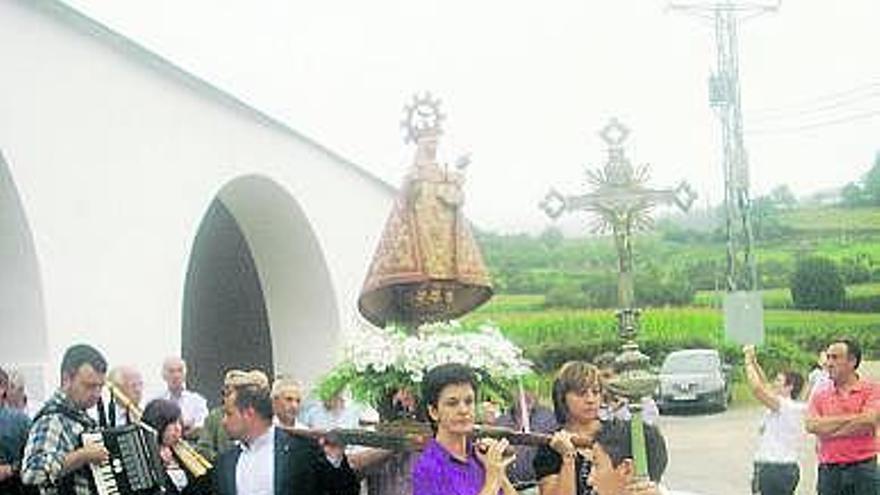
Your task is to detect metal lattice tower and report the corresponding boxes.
[669,0,779,292]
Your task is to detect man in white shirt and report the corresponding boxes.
[270,377,303,430]
[107,365,144,425]
[158,357,208,439]
[743,345,806,495]
[806,350,832,399]
[215,382,358,495]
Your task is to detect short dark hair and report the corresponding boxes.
[782,371,804,399]
[834,338,862,369]
[551,361,600,425]
[230,384,273,421]
[60,344,107,379]
[142,399,182,438]
[595,419,668,483]
[421,363,477,432]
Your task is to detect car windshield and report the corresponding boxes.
[662,353,719,373]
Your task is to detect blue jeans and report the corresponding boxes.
[817,457,879,495]
[753,462,799,495]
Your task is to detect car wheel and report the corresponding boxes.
[710,390,728,412]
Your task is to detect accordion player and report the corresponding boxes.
[81,425,166,495]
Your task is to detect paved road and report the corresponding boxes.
[660,361,880,495]
[658,405,817,495]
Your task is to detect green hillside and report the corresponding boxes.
[466,202,880,394]
[476,205,880,303]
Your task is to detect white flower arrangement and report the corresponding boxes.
[318,321,533,415]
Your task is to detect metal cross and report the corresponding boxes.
[540,119,696,329]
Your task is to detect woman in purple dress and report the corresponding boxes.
[411,363,518,495]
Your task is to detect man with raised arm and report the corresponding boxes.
[743,345,806,495]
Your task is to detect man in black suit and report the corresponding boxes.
[216,382,359,495]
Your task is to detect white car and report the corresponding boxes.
[656,349,732,412]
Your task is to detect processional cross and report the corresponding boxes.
[540,119,696,478]
[540,118,696,339]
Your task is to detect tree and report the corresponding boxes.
[769,184,797,209]
[790,257,845,311]
[862,151,880,205]
[840,151,880,207]
[539,226,564,250]
[840,182,866,207]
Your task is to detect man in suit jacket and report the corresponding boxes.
[215,381,358,495]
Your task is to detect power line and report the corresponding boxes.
[748,108,880,136]
[748,81,880,121]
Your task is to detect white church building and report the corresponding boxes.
[0,0,395,405]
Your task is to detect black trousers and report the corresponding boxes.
[817,457,879,495]
[753,462,799,495]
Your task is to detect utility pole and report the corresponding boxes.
[669,0,779,292]
[669,0,779,346]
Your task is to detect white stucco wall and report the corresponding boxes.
[0,0,394,399]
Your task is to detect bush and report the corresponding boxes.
[790,257,845,310]
[842,294,880,313]
[758,258,793,290]
[772,323,880,361]
[526,340,617,372]
[544,283,591,309]
[634,271,695,307]
[544,270,695,309]
[682,258,724,291]
[525,330,816,380]
[840,257,872,284]
[580,275,618,308]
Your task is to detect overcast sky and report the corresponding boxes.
[67,0,878,233]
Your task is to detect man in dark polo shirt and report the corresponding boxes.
[805,338,880,495]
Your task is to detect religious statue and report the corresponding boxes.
[358,92,492,330]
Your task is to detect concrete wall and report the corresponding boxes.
[0,0,394,399]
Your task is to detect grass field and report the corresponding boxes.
[467,294,878,343]
[464,294,879,375]
[463,293,880,406]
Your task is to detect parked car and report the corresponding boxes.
[656,349,732,412]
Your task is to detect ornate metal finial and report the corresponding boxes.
[401,92,445,145]
[600,118,630,147]
[539,189,566,219]
[598,118,635,186]
[674,182,698,211]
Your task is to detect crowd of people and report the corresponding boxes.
[0,336,877,495]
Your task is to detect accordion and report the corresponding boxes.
[82,424,166,495]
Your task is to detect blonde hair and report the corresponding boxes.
[223,369,270,390]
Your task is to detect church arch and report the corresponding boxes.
[182,175,339,404]
[0,151,48,401]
